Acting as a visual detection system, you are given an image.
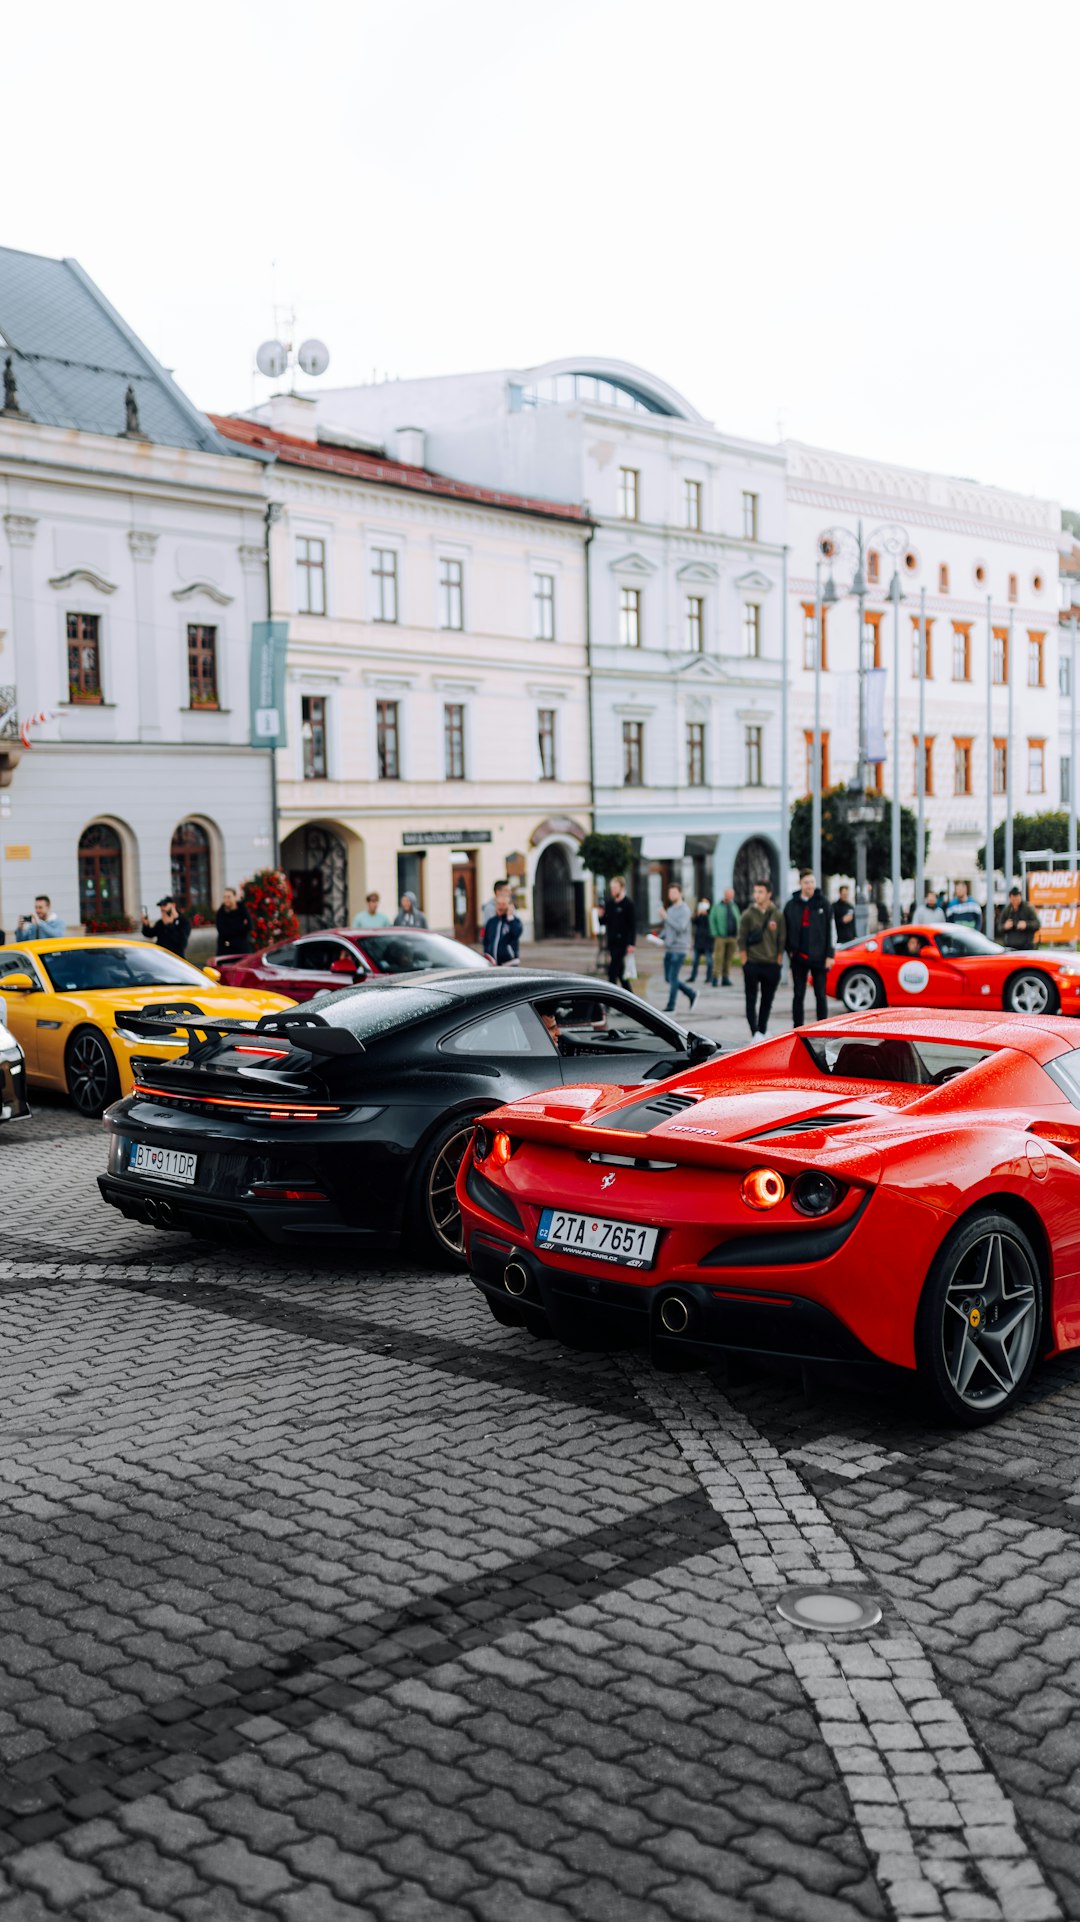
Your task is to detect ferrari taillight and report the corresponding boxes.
[741,1166,785,1210]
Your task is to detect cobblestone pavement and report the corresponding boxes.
[2,1091,1080,1919]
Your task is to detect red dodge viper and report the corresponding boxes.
[457,1009,1080,1424]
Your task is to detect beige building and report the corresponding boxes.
[213,401,592,940]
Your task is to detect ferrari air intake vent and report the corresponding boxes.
[747,1114,870,1141]
[598,1089,699,1135]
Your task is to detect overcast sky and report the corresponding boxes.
[11,0,1080,505]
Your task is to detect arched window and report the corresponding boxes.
[171,820,211,914]
[78,823,125,923]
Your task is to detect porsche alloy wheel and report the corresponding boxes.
[838,967,885,1013]
[65,1028,121,1119]
[1004,970,1058,1016]
[917,1210,1042,1424]
[420,1117,477,1264]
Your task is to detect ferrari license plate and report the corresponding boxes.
[536,1208,658,1269]
[130,1143,198,1185]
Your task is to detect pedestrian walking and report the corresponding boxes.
[687,898,715,987]
[482,880,523,965]
[946,880,981,929]
[142,897,190,957]
[737,880,783,1039]
[598,875,637,988]
[15,894,65,941]
[393,891,428,928]
[832,884,855,946]
[996,884,1041,950]
[653,884,697,1013]
[708,888,739,985]
[784,869,833,1028]
[353,891,390,929]
[214,886,252,956]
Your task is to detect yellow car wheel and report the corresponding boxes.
[66,1026,121,1119]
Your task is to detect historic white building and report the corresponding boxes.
[784,442,1064,900]
[286,359,789,918]
[0,248,273,939]
[213,397,592,939]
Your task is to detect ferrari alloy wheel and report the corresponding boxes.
[418,1116,477,1265]
[916,1210,1042,1425]
[65,1027,121,1119]
[838,967,885,1013]
[1003,970,1059,1016]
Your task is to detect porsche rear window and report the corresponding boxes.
[801,1035,992,1086]
[303,984,453,1038]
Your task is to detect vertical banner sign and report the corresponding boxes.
[1027,870,1080,945]
[865,667,887,766]
[249,621,289,748]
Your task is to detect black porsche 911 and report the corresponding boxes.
[97,969,718,1263]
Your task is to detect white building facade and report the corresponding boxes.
[784,442,1063,903]
[214,400,592,940]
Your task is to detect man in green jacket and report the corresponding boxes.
[709,888,740,986]
[996,886,1041,950]
[737,881,785,1039]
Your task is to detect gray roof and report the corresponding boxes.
[0,248,241,456]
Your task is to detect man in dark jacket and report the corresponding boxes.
[832,885,855,946]
[482,881,523,965]
[996,885,1041,950]
[215,887,253,956]
[142,896,190,958]
[737,880,784,1038]
[784,869,833,1027]
[598,875,636,988]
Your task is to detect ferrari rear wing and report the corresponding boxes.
[115,1011,364,1057]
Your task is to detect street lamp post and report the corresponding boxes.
[888,568,905,918]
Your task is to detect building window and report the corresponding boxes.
[377,700,400,780]
[534,573,556,641]
[296,536,326,615]
[1027,631,1045,688]
[372,548,398,623]
[170,820,211,915]
[863,611,882,668]
[301,695,327,779]
[993,738,1008,796]
[745,724,763,787]
[1008,573,1018,604]
[803,729,830,793]
[939,563,950,593]
[685,596,704,652]
[78,823,124,923]
[951,622,971,681]
[538,708,557,781]
[953,737,973,796]
[684,478,702,531]
[444,703,465,781]
[687,722,706,787]
[186,624,218,709]
[867,549,880,585]
[992,627,1009,684]
[742,491,759,541]
[619,586,642,648]
[743,603,762,658]
[1062,753,1072,807]
[617,468,639,520]
[1060,651,1071,697]
[1028,738,1046,794]
[622,720,644,786]
[912,735,935,796]
[801,603,827,671]
[438,557,464,630]
[911,614,933,678]
[67,612,102,703]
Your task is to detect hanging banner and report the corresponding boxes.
[1027,870,1080,944]
[866,667,887,765]
[249,621,289,748]
[831,670,857,774]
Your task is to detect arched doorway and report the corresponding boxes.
[534,843,575,939]
[170,820,213,916]
[732,835,777,907]
[78,823,125,925]
[285,823,349,930]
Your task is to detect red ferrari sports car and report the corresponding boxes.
[826,921,1080,1018]
[457,1008,1080,1423]
[216,926,490,1002]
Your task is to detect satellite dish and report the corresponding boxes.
[298,339,330,377]
[256,339,288,380]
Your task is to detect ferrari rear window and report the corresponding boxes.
[801,1035,993,1086]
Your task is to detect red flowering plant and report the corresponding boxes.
[242,869,299,950]
[82,913,136,935]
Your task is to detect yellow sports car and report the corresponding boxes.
[0,937,295,1117]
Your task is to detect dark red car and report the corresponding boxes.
[216,927,491,1002]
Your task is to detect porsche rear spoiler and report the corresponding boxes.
[115,1011,364,1058]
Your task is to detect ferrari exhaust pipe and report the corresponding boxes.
[660,1295,690,1335]
[503,1261,529,1298]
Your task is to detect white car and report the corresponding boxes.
[0,994,29,1125]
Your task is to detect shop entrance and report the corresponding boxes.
[452,852,478,944]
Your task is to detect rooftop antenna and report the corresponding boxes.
[254,294,331,387]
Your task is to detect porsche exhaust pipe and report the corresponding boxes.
[660,1295,690,1335]
[503,1261,530,1298]
[157,1201,174,1226]
[144,1199,160,1225]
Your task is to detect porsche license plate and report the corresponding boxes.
[130,1144,198,1185]
[536,1208,658,1269]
